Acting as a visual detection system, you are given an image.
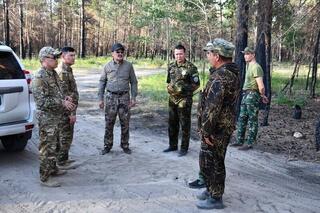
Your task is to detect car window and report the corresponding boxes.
[0,51,24,80]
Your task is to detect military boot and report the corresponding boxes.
[196,197,224,209]
[40,178,61,187]
[196,190,209,200]
[52,169,67,176]
[188,179,205,189]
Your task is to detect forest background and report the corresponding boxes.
[1,0,320,113]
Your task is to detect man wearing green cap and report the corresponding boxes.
[231,47,268,150]
[32,46,76,187]
[196,38,240,209]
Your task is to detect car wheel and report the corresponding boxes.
[1,133,30,152]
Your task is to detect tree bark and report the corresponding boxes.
[255,0,273,126]
[4,0,10,46]
[310,28,320,98]
[80,0,86,58]
[235,0,249,116]
[19,1,25,59]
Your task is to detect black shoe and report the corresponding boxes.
[163,147,178,152]
[189,179,206,189]
[123,147,132,154]
[178,150,188,157]
[101,147,111,155]
[238,144,253,151]
[229,142,243,147]
[196,197,224,209]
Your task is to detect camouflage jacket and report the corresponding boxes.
[32,67,65,117]
[57,62,79,116]
[198,63,240,137]
[166,60,200,103]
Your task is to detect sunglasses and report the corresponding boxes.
[116,51,124,54]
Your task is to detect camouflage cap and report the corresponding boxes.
[203,38,235,58]
[39,46,62,61]
[241,47,255,54]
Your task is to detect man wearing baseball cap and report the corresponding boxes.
[32,46,76,187]
[98,43,138,155]
[231,46,268,150]
[196,38,241,209]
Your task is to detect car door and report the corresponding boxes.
[0,51,30,125]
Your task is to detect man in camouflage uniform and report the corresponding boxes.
[231,47,268,150]
[163,44,200,157]
[98,43,138,155]
[196,38,240,209]
[32,47,76,187]
[56,46,79,166]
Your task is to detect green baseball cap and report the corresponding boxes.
[241,47,255,54]
[39,46,62,61]
[203,38,235,58]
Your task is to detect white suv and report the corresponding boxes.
[0,42,36,151]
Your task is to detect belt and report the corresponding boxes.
[107,90,129,95]
[243,89,259,93]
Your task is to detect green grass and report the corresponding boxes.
[22,56,168,72]
[138,62,320,107]
[139,74,168,105]
[22,56,319,108]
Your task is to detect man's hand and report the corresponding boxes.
[63,98,76,111]
[65,96,73,102]
[129,98,136,108]
[261,95,269,104]
[99,101,104,109]
[203,136,214,146]
[69,115,77,124]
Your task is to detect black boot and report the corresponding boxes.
[163,147,178,152]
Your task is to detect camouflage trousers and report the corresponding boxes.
[199,133,230,198]
[56,115,74,164]
[168,96,192,151]
[236,91,260,145]
[104,92,130,149]
[37,112,61,182]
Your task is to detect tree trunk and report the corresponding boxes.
[80,0,86,58]
[256,0,273,126]
[4,0,10,46]
[235,0,249,116]
[310,28,320,98]
[19,1,25,59]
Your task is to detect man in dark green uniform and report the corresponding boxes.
[231,47,268,150]
[196,38,240,209]
[163,44,200,157]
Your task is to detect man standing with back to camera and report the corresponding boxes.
[196,38,240,209]
[98,43,138,155]
[163,44,200,157]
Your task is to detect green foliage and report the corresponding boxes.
[139,74,168,105]
[273,92,307,107]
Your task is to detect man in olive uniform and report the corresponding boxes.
[98,43,138,155]
[196,38,240,209]
[56,46,79,166]
[32,47,76,187]
[163,44,200,157]
[231,47,268,150]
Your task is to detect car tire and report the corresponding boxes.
[1,132,31,152]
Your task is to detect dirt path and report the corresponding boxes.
[0,68,319,213]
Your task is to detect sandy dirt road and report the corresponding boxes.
[1,68,320,213]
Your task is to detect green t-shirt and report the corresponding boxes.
[243,62,263,90]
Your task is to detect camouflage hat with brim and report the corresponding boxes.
[203,38,235,58]
[241,47,255,54]
[39,46,62,61]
